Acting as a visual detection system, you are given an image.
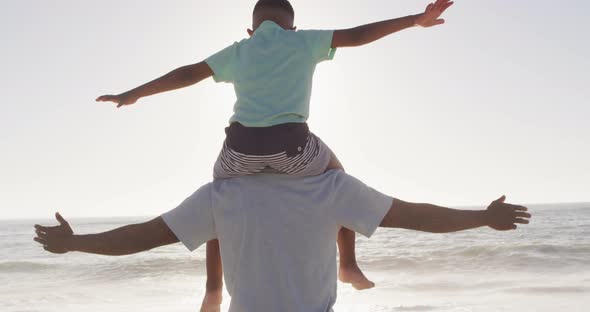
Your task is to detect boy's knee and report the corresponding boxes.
[326,153,345,171]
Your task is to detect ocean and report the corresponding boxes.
[1,203,589,311]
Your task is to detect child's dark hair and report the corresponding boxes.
[253,0,295,18]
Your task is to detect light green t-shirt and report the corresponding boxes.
[205,20,336,127]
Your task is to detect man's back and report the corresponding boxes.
[162,171,392,311]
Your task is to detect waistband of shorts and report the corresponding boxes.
[224,122,310,156]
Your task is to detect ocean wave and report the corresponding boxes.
[78,257,207,281]
[443,243,590,259]
[0,256,207,279]
[361,243,590,272]
[506,286,589,294]
[0,260,55,273]
[390,279,590,296]
[395,305,437,311]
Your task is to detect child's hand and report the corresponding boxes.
[96,92,139,108]
[415,0,454,28]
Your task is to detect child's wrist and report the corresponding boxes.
[122,91,140,101]
[411,14,422,27]
[121,91,134,97]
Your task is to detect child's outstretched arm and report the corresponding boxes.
[332,0,454,48]
[96,61,214,108]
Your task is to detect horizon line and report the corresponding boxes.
[2,201,589,222]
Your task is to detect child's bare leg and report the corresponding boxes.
[200,240,223,312]
[337,228,375,290]
[326,153,375,290]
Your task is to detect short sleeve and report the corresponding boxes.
[161,183,216,251]
[205,42,239,83]
[299,29,337,63]
[331,172,393,238]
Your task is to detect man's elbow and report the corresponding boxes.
[379,199,447,232]
[380,218,450,233]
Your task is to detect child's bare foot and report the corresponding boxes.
[338,264,375,290]
[199,289,222,312]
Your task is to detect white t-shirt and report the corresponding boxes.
[162,170,393,312]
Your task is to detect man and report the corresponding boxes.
[34,171,531,312]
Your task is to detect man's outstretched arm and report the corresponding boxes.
[380,196,531,233]
[34,213,179,255]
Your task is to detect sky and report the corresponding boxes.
[1,0,589,219]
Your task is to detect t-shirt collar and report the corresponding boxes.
[255,20,282,33]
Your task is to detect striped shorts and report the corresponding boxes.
[213,132,333,179]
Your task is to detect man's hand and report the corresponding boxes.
[34,213,74,254]
[96,92,139,108]
[415,0,454,28]
[485,196,531,231]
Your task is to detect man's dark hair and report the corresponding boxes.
[253,0,295,18]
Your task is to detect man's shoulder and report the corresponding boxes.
[211,170,350,192]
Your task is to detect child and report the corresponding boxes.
[97,0,453,310]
